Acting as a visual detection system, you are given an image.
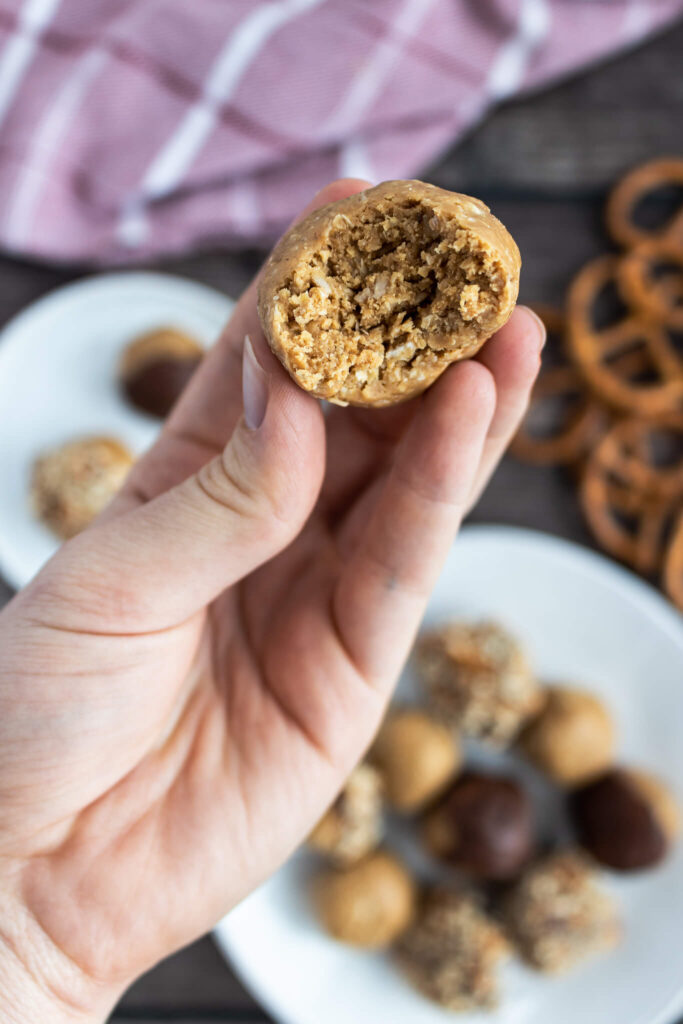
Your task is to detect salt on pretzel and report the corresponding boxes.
[511,306,605,465]
[567,256,683,417]
[606,157,683,250]
[580,416,683,575]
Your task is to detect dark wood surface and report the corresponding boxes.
[0,19,681,1023]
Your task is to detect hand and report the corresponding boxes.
[0,179,543,1021]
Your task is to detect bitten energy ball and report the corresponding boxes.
[370,708,460,813]
[31,436,133,539]
[520,685,616,786]
[418,621,541,745]
[258,180,520,407]
[314,852,416,949]
[119,327,204,417]
[570,768,680,871]
[308,763,383,866]
[504,851,620,972]
[423,772,535,880]
[397,888,509,1011]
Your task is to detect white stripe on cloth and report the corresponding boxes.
[486,0,551,101]
[117,0,329,249]
[3,49,107,247]
[339,137,375,182]
[328,0,439,142]
[0,0,61,127]
[622,0,652,39]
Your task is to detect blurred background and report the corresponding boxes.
[0,1,681,1020]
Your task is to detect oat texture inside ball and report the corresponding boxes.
[258,181,520,406]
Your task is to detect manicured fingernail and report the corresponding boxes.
[521,306,547,350]
[243,335,268,430]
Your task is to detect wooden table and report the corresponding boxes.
[1,20,681,1023]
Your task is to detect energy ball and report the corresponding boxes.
[31,436,133,539]
[258,180,520,407]
[396,888,509,1011]
[418,621,541,746]
[423,772,535,881]
[314,851,416,948]
[370,708,460,813]
[120,327,204,417]
[570,768,680,871]
[308,763,383,866]
[504,851,620,972]
[520,685,616,786]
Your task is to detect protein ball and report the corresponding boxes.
[370,707,460,813]
[418,621,541,746]
[396,888,509,1011]
[570,767,680,871]
[314,851,416,948]
[423,772,535,881]
[258,180,520,407]
[504,851,620,972]
[520,685,616,786]
[31,436,134,539]
[119,327,204,417]
[308,763,383,866]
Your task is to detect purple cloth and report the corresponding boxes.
[0,0,680,264]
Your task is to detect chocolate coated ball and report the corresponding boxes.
[570,768,679,871]
[120,327,203,417]
[424,772,535,880]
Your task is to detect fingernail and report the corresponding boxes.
[521,306,547,350]
[243,335,268,430]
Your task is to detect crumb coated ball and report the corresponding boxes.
[504,851,620,972]
[423,772,535,880]
[396,888,509,1011]
[308,763,383,866]
[120,327,204,417]
[315,851,416,948]
[258,180,520,407]
[570,768,680,871]
[31,436,134,539]
[520,685,616,786]
[370,708,461,813]
[418,621,541,746]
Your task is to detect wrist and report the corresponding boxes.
[0,899,116,1024]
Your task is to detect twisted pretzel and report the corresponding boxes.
[581,416,683,575]
[618,239,683,329]
[606,157,683,249]
[511,306,605,465]
[567,256,683,417]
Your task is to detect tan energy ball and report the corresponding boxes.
[258,180,520,407]
[314,852,416,948]
[31,436,133,539]
[308,763,383,866]
[370,708,460,812]
[520,686,616,786]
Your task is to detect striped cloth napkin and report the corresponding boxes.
[0,0,680,264]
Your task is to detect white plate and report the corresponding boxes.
[0,272,234,590]
[215,525,683,1024]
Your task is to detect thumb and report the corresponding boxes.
[38,336,326,631]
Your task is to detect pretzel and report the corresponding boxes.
[581,416,683,575]
[606,157,683,249]
[663,511,683,611]
[618,239,683,329]
[567,256,683,417]
[511,306,605,465]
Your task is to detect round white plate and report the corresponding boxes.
[0,272,234,590]
[215,525,683,1024]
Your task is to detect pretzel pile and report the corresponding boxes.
[512,157,683,610]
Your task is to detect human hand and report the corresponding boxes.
[0,179,543,1021]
